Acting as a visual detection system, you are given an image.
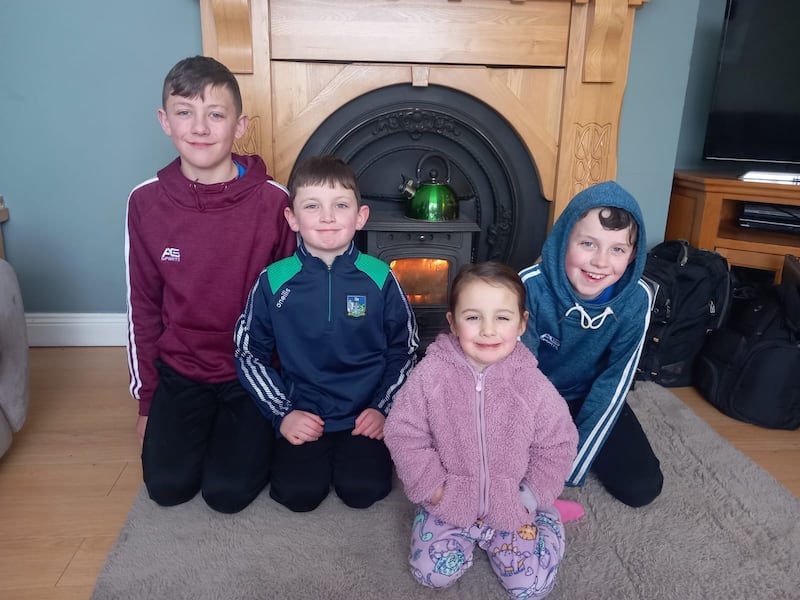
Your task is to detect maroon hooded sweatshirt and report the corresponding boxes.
[125,153,296,416]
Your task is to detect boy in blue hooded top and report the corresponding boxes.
[234,155,418,513]
[519,181,663,507]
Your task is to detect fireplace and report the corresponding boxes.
[294,84,548,271]
[199,0,654,342]
[293,82,548,345]
[298,84,549,347]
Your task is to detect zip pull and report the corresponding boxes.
[475,372,484,392]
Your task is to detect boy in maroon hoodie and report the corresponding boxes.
[125,56,295,513]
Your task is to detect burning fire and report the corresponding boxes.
[389,258,450,305]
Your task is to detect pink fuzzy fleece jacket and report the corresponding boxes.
[384,333,578,532]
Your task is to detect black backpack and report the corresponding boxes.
[692,280,800,430]
[636,240,731,387]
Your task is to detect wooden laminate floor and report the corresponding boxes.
[0,347,798,599]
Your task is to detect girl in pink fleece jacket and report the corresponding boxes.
[384,262,578,599]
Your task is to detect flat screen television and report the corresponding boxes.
[702,0,800,171]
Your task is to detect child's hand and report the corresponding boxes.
[430,485,444,505]
[280,410,325,445]
[352,408,385,439]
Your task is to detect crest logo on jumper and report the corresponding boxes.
[540,333,560,350]
[347,295,367,318]
[160,247,181,262]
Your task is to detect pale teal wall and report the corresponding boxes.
[0,0,202,312]
[1,0,713,313]
[616,0,703,251]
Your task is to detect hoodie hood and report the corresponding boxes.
[157,153,273,211]
[540,180,647,310]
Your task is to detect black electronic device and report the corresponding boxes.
[702,0,800,169]
[738,203,800,234]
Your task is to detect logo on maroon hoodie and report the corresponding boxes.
[160,247,181,262]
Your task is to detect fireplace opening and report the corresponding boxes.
[361,214,479,349]
[390,258,450,306]
[293,84,549,347]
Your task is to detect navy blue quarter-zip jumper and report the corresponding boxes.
[234,241,418,433]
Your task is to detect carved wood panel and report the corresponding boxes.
[201,0,652,222]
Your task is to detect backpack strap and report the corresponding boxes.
[651,239,690,267]
[777,279,800,335]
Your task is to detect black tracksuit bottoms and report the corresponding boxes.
[575,400,664,507]
[269,429,393,513]
[141,360,274,514]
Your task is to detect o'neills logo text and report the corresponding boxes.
[276,287,291,308]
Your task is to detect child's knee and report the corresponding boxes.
[611,468,664,507]
[409,557,467,590]
[409,536,472,589]
[144,474,199,507]
[202,483,258,514]
[492,550,561,600]
[269,479,329,512]
[487,516,566,599]
[413,568,464,590]
[334,475,391,509]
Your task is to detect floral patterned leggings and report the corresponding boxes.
[407,506,566,599]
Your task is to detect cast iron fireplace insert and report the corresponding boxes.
[294,84,549,348]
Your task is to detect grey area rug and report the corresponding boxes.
[92,382,800,600]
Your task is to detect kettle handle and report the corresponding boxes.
[416,152,451,184]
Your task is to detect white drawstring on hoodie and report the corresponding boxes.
[564,303,615,330]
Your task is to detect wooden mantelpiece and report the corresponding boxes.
[200,0,651,223]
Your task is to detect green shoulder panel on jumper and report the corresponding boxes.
[355,253,390,289]
[266,255,302,294]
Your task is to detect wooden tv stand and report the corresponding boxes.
[665,170,800,282]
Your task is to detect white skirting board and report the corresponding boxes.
[26,313,126,347]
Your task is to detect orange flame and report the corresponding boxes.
[389,258,450,305]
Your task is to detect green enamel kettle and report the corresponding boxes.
[401,152,458,221]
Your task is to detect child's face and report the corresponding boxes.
[157,84,247,184]
[564,207,636,300]
[446,279,528,372]
[284,184,369,265]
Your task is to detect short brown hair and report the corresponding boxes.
[448,261,526,316]
[162,55,243,115]
[287,155,361,209]
[585,206,639,248]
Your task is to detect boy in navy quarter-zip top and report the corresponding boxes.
[234,155,418,512]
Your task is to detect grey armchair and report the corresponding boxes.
[0,258,29,458]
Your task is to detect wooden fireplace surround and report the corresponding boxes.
[200,0,652,223]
